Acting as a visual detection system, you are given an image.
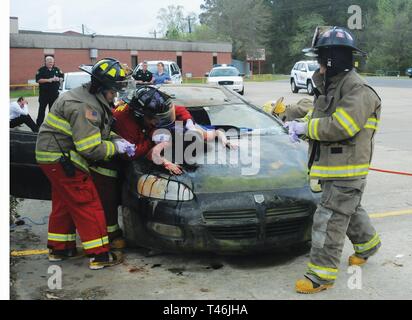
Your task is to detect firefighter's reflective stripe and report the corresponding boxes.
[35,150,90,172]
[303,110,313,122]
[82,236,109,250]
[308,118,320,140]
[107,224,120,233]
[48,232,76,242]
[354,233,381,254]
[90,166,118,178]
[307,263,338,280]
[310,164,370,178]
[333,108,361,137]
[46,113,73,136]
[74,133,102,152]
[104,141,116,160]
[364,117,379,130]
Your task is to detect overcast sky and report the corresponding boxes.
[10,0,204,37]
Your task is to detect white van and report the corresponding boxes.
[133,61,183,84]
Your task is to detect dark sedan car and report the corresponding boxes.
[10,85,320,254]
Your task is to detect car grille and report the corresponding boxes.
[208,225,257,240]
[266,204,310,218]
[218,81,234,85]
[265,218,307,238]
[203,205,310,240]
[203,209,257,223]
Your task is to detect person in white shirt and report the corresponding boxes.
[10,97,39,132]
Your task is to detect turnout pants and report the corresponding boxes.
[36,94,58,126]
[90,165,122,241]
[40,164,110,256]
[306,178,381,285]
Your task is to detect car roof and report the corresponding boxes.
[158,84,244,107]
[65,71,90,76]
[295,60,318,64]
[140,61,176,65]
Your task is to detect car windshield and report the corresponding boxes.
[308,63,319,71]
[142,64,169,75]
[197,104,284,134]
[160,86,284,134]
[210,68,239,77]
[65,73,91,90]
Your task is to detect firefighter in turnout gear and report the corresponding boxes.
[36,58,135,270]
[285,27,382,294]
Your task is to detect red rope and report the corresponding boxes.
[370,168,412,177]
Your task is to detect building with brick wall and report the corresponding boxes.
[9,17,232,85]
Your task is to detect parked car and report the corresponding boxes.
[133,61,183,84]
[205,64,245,95]
[290,61,319,95]
[59,65,92,93]
[406,67,412,78]
[10,84,320,254]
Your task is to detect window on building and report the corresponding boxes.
[213,56,218,66]
[131,55,138,69]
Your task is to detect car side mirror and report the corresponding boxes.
[239,73,245,77]
[301,68,307,72]
[204,73,209,77]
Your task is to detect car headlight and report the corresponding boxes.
[148,222,183,238]
[137,174,194,201]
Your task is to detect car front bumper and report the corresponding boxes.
[122,187,319,254]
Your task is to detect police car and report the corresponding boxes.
[205,64,245,95]
[290,60,319,95]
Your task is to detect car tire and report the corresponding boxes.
[121,206,145,248]
[307,80,315,96]
[291,79,299,93]
[239,88,244,95]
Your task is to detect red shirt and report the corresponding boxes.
[112,104,193,160]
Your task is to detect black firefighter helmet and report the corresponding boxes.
[80,58,128,92]
[303,26,367,57]
[129,86,176,129]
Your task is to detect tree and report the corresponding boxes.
[157,5,189,38]
[200,0,271,59]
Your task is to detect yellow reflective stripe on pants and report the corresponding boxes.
[74,133,102,152]
[104,141,116,160]
[310,164,370,178]
[107,224,120,233]
[333,108,360,137]
[308,118,320,140]
[354,233,381,254]
[82,236,109,250]
[307,263,338,280]
[36,150,90,173]
[364,118,379,130]
[90,166,118,178]
[48,232,76,242]
[45,113,72,136]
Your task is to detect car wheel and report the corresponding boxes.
[307,80,315,96]
[239,88,244,95]
[291,79,299,93]
[121,206,144,248]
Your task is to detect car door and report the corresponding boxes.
[10,131,51,200]
[298,63,308,85]
[293,63,302,85]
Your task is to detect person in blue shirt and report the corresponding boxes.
[153,62,172,85]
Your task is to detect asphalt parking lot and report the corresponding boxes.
[10,78,412,300]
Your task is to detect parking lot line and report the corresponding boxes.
[369,208,412,219]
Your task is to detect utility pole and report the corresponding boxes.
[187,16,193,34]
[82,24,85,35]
[149,30,157,39]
